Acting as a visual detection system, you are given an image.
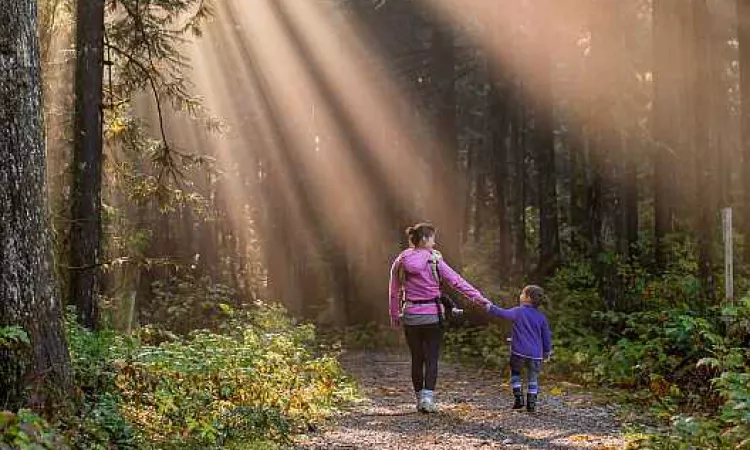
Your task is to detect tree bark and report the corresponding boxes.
[489,3,512,275]
[739,0,750,265]
[621,139,639,257]
[512,89,527,275]
[652,0,683,271]
[489,81,511,275]
[0,0,72,409]
[69,0,105,328]
[693,0,715,301]
[430,22,462,265]
[532,1,560,276]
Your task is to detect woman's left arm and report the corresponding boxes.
[437,260,490,306]
[388,256,403,326]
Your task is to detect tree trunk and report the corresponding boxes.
[739,0,750,265]
[569,114,588,254]
[489,78,511,276]
[512,90,527,275]
[621,138,639,257]
[69,0,105,329]
[466,143,478,243]
[652,0,683,271]
[489,4,512,275]
[431,22,461,265]
[0,0,72,409]
[532,2,560,276]
[693,0,715,301]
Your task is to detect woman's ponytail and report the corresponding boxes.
[405,222,435,247]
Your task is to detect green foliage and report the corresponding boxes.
[145,273,239,333]
[0,326,30,348]
[443,324,511,368]
[336,323,402,350]
[454,245,750,449]
[63,308,141,448]
[555,293,750,449]
[58,302,356,449]
[0,410,68,450]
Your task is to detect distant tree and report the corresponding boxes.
[69,0,105,329]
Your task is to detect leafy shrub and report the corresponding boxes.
[144,273,240,334]
[443,323,511,368]
[462,249,749,449]
[335,322,402,350]
[583,298,749,450]
[0,409,68,449]
[61,301,356,449]
[0,326,30,348]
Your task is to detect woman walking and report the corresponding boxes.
[389,223,491,413]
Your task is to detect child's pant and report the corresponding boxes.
[510,354,542,394]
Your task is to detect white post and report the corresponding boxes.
[723,207,734,302]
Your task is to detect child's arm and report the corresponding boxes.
[541,317,553,359]
[388,256,403,326]
[485,304,519,321]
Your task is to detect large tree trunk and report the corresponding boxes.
[693,0,716,301]
[489,4,512,276]
[652,0,683,271]
[0,0,72,409]
[532,1,560,276]
[739,0,750,265]
[69,0,105,329]
[431,22,462,265]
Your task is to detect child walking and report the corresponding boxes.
[484,285,552,412]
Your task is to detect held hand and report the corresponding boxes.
[473,297,492,309]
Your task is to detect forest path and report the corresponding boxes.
[295,350,628,450]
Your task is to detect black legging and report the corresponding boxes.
[404,323,444,392]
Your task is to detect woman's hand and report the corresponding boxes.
[473,297,493,309]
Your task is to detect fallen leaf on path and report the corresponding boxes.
[570,434,593,441]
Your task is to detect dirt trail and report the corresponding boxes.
[296,351,627,449]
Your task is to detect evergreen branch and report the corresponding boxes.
[104,42,169,155]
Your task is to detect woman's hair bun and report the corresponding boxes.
[405,222,435,247]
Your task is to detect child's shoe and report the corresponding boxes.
[526,393,537,413]
[512,388,525,410]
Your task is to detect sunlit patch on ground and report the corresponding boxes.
[296,351,627,449]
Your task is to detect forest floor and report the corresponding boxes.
[295,351,629,450]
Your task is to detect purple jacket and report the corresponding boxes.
[487,304,552,360]
[389,248,488,321]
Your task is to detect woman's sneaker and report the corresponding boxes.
[419,390,438,413]
[415,390,423,412]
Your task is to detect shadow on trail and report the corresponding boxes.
[330,406,621,449]
[297,350,626,449]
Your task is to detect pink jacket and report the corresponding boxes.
[388,248,489,321]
